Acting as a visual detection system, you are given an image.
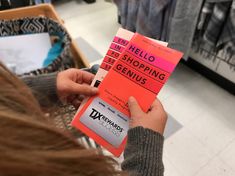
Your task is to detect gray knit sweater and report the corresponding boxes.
[22,73,164,176]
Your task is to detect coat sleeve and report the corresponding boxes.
[21,72,59,107]
[122,126,164,176]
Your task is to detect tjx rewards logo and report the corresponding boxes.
[89,108,124,137]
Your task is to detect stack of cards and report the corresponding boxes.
[72,28,183,157]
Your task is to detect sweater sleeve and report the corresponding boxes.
[21,72,59,107]
[122,126,164,176]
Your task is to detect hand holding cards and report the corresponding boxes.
[72,28,183,157]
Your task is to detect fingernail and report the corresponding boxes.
[128,96,135,103]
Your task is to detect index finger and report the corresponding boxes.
[80,70,95,84]
[69,81,98,96]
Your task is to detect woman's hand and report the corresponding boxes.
[56,69,98,108]
[128,97,167,135]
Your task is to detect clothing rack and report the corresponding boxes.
[187,0,235,95]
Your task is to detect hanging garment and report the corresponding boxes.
[167,0,204,59]
[209,0,234,66]
[193,0,234,57]
[114,0,202,59]
[161,0,177,41]
[192,1,232,54]
[197,2,215,30]
[34,0,51,4]
[0,0,11,10]
[203,1,232,47]
[0,0,33,10]
[217,0,235,49]
[10,0,32,8]
[113,0,136,31]
[114,0,174,39]
[136,0,170,39]
[125,0,140,31]
[114,0,233,60]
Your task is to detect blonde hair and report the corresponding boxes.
[0,63,121,176]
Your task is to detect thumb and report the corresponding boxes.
[128,96,142,118]
[150,98,163,111]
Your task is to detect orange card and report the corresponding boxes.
[72,33,183,157]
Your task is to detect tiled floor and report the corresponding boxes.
[55,0,235,175]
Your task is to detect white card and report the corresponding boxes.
[0,33,51,74]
